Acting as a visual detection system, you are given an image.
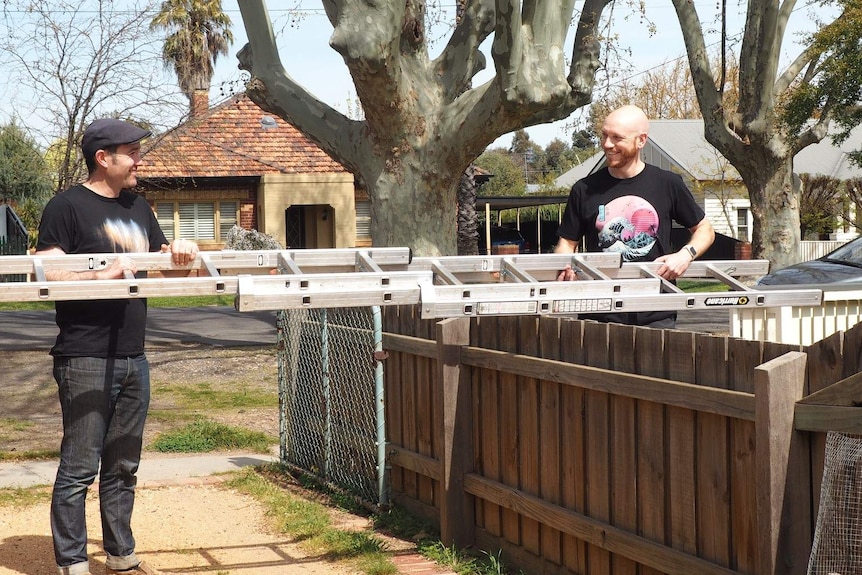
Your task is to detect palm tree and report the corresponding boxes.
[151,0,234,116]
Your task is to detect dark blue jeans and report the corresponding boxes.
[51,355,150,574]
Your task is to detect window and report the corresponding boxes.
[736,208,750,242]
[155,201,238,243]
[355,200,371,243]
[156,203,175,241]
[220,202,237,238]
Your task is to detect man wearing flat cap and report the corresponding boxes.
[36,118,198,575]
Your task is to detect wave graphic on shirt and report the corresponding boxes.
[103,219,149,253]
[596,196,659,262]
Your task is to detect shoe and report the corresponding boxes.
[105,561,163,575]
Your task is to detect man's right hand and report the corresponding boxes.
[96,255,137,280]
[557,265,578,281]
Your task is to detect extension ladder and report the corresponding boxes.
[0,249,822,319]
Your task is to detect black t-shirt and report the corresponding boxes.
[36,185,167,357]
[557,164,705,326]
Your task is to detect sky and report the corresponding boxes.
[206,1,831,150]
[0,1,833,151]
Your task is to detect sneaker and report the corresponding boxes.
[105,561,163,575]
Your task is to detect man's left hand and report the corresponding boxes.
[161,239,199,266]
[655,249,693,280]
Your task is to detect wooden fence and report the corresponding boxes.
[381,306,862,575]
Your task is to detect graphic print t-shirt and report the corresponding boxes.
[556,164,705,325]
[557,164,704,263]
[36,185,168,357]
[595,195,661,262]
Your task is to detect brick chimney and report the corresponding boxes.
[190,89,209,119]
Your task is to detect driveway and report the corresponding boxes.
[0,307,279,351]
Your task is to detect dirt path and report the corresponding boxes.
[0,347,453,575]
[0,479,359,575]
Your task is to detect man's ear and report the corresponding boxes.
[93,149,111,169]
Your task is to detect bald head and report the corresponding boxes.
[600,105,649,178]
[603,105,650,136]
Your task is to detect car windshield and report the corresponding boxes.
[823,237,862,268]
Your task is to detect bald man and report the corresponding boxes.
[555,105,715,328]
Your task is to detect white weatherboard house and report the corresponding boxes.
[556,120,862,242]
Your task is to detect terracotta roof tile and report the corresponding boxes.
[139,94,348,178]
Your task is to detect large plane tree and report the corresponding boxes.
[673,0,862,267]
[236,0,611,256]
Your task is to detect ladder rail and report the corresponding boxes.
[0,250,825,319]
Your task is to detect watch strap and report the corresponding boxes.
[683,244,697,259]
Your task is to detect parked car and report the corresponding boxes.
[477,226,531,254]
[756,235,862,286]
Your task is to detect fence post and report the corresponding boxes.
[755,351,810,575]
[437,317,474,548]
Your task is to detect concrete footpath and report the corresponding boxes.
[0,452,279,490]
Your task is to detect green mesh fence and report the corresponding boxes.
[276,307,384,504]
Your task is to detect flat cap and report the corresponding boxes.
[82,118,152,160]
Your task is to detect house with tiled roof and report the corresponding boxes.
[137,94,364,250]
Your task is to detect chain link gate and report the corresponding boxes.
[276,306,387,505]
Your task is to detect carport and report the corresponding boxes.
[477,195,568,254]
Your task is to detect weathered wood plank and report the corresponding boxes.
[477,317,502,536]
[518,317,543,557]
[799,370,862,406]
[755,351,811,575]
[609,324,638,575]
[437,318,473,547]
[559,319,587,573]
[382,332,437,358]
[804,330,848,513]
[464,473,741,575]
[387,345,405,495]
[695,334,732,567]
[400,308,420,501]
[387,443,441,481]
[498,317,522,548]
[795,405,862,433]
[539,378,563,565]
[584,321,611,575]
[460,347,756,420]
[635,327,668,575]
[539,317,563,567]
[727,337,763,573]
[417,351,435,507]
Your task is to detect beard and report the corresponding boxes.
[605,145,640,169]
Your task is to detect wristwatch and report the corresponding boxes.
[683,244,697,259]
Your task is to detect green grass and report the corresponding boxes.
[156,383,277,410]
[0,449,60,462]
[149,418,275,453]
[255,465,523,575]
[228,467,399,575]
[0,486,52,508]
[0,418,35,433]
[678,279,730,292]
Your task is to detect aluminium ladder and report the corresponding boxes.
[0,248,822,319]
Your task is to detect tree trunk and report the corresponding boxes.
[739,157,801,269]
[457,164,479,255]
[236,0,610,256]
[369,163,459,256]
